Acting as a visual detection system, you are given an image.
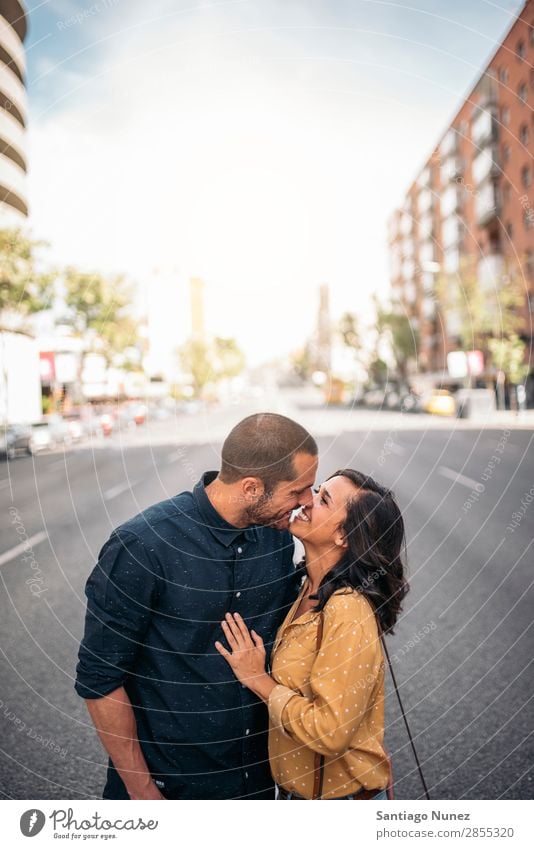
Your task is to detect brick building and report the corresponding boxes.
[388,0,534,398]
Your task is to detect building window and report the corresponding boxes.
[517,40,525,60]
[501,106,510,125]
[518,83,528,103]
[520,123,529,145]
[526,251,534,277]
[521,165,532,187]
[506,221,513,238]
[499,66,509,84]
[528,292,534,313]
[502,143,511,162]
[531,68,534,89]
[503,182,511,204]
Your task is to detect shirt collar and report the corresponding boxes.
[193,471,259,548]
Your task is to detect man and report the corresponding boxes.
[75,412,318,800]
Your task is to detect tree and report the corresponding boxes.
[62,267,138,360]
[179,338,213,397]
[339,312,361,354]
[213,337,245,381]
[375,300,418,381]
[0,228,53,324]
[179,336,246,398]
[435,257,528,403]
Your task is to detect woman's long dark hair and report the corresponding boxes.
[309,469,409,633]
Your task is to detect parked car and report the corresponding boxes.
[0,424,33,459]
[44,414,72,446]
[29,421,56,452]
[62,412,86,442]
[455,388,496,419]
[421,389,456,417]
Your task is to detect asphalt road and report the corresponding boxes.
[0,400,532,800]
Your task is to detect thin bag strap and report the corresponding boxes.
[312,611,325,800]
[378,622,431,800]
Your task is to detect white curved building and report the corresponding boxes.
[0,0,27,226]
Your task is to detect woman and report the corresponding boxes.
[215,469,409,800]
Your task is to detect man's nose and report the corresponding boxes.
[298,488,314,509]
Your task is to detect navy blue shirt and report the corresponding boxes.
[75,472,298,800]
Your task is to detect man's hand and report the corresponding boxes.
[126,777,166,800]
[85,687,166,800]
[215,612,276,702]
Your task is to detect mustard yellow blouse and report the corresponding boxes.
[267,585,390,799]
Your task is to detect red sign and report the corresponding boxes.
[39,351,55,383]
[467,350,484,377]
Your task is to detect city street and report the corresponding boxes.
[0,391,532,800]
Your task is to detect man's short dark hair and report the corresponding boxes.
[219,413,317,493]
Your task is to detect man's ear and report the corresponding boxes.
[241,476,265,503]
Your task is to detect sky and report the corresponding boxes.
[22,0,526,365]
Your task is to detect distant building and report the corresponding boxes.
[0,0,28,225]
[315,283,332,372]
[388,0,534,389]
[189,276,205,340]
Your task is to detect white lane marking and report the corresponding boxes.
[166,450,185,463]
[103,480,140,500]
[438,466,484,493]
[0,531,49,567]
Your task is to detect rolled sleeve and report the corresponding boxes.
[75,530,161,699]
[268,684,297,729]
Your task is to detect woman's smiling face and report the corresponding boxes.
[290,474,359,547]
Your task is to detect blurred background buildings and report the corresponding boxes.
[388,0,534,405]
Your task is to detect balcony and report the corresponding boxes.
[417,187,433,215]
[441,185,462,217]
[419,241,435,265]
[440,128,459,159]
[0,15,26,81]
[402,237,414,259]
[442,216,463,250]
[440,156,463,183]
[476,71,499,109]
[399,210,413,236]
[472,146,499,186]
[402,259,415,281]
[471,108,497,147]
[418,213,433,240]
[417,166,431,188]
[475,182,500,227]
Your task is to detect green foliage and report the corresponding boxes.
[0,228,53,319]
[375,301,418,380]
[179,336,246,397]
[488,334,529,385]
[339,312,361,352]
[63,267,138,360]
[436,257,527,381]
[213,337,245,380]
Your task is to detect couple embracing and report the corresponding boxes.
[75,413,408,800]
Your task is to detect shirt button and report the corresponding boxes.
[236,591,241,598]
[245,728,250,735]
[237,547,242,554]
[245,771,249,779]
